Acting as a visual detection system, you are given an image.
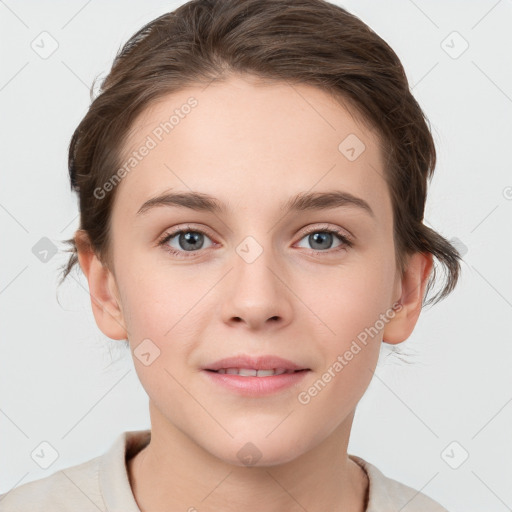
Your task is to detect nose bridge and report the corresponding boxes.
[233,233,281,299]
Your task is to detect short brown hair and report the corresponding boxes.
[59,0,461,307]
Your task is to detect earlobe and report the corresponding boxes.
[75,230,127,341]
[382,251,433,345]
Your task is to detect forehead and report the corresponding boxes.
[112,74,389,220]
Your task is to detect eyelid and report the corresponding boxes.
[297,223,353,242]
[157,223,217,244]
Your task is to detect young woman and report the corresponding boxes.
[1,0,460,510]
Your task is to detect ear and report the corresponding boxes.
[75,230,127,340]
[383,251,433,344]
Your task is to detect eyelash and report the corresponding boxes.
[157,224,354,259]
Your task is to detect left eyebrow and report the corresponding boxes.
[283,190,374,218]
[136,189,375,218]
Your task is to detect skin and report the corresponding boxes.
[76,74,432,512]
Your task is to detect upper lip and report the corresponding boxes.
[203,354,309,371]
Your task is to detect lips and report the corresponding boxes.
[203,354,310,373]
[202,355,311,396]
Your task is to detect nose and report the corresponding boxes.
[220,243,293,331]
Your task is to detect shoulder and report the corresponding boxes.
[0,455,104,512]
[349,454,450,512]
[0,429,149,512]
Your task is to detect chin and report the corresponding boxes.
[208,438,306,468]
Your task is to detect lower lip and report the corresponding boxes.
[201,369,310,396]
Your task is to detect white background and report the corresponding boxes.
[1,1,511,511]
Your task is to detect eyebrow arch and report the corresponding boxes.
[136,190,374,218]
[284,190,374,218]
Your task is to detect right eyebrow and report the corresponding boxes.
[136,191,225,216]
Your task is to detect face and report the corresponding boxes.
[101,74,403,466]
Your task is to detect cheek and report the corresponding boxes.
[307,252,396,341]
[295,266,392,428]
[297,251,394,411]
[116,262,213,382]
[117,256,204,334]
[118,275,198,398]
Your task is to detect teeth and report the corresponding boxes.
[238,368,258,377]
[216,368,293,377]
[254,369,279,377]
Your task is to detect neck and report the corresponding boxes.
[128,404,368,512]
